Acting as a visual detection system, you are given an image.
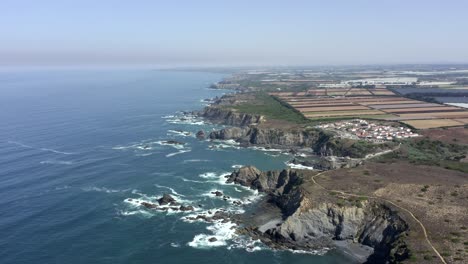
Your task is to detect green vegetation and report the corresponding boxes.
[235,76,311,92]
[227,92,309,124]
[336,198,346,207]
[376,138,468,173]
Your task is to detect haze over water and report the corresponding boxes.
[0,69,355,264]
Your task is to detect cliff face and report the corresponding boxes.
[229,166,409,263]
[197,107,264,127]
[226,166,302,196]
[210,126,321,148]
[210,125,396,160]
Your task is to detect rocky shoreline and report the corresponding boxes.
[188,96,412,263]
[195,101,394,170]
[230,166,410,263]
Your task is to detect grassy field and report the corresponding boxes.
[376,138,468,173]
[228,92,309,124]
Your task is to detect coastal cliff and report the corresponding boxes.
[209,126,320,148]
[229,166,410,263]
[208,125,394,160]
[197,106,264,127]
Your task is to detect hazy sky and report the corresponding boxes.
[1,0,468,67]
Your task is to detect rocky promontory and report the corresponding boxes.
[228,166,410,263]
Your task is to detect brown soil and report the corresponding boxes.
[307,161,468,263]
[420,127,468,145]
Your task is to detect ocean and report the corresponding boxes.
[0,69,354,264]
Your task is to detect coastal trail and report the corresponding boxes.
[309,171,447,264]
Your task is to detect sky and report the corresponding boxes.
[1,0,468,67]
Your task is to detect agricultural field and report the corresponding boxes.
[402,119,465,129]
[271,89,468,129]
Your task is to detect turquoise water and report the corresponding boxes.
[0,69,353,263]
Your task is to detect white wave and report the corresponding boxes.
[122,197,197,216]
[182,159,211,163]
[185,207,264,252]
[123,189,198,215]
[188,221,237,248]
[241,189,262,205]
[112,142,154,151]
[211,139,240,145]
[287,247,330,255]
[40,148,74,155]
[82,186,129,193]
[113,139,188,152]
[118,209,153,218]
[154,184,185,197]
[250,146,285,153]
[198,172,231,185]
[234,187,243,193]
[166,149,191,157]
[112,145,133,150]
[170,242,181,248]
[180,177,205,183]
[200,189,229,198]
[40,160,74,165]
[135,152,155,157]
[227,238,264,252]
[167,130,192,137]
[231,164,243,169]
[7,140,75,155]
[155,140,186,150]
[286,162,315,170]
[198,172,219,179]
[7,140,33,149]
[165,114,206,126]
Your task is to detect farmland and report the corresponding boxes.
[271,88,468,129]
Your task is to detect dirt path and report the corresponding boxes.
[310,171,447,264]
[364,143,401,160]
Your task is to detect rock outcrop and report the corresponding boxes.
[196,130,206,139]
[228,166,410,263]
[158,194,176,205]
[226,166,302,195]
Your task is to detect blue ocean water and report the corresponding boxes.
[0,69,353,264]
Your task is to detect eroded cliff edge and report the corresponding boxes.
[228,166,410,264]
[197,103,396,170]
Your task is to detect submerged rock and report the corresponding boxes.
[140,202,157,209]
[211,191,223,197]
[208,237,218,242]
[196,130,206,139]
[179,205,195,211]
[162,140,185,145]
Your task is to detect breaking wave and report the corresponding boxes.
[7,140,75,155]
[40,160,74,165]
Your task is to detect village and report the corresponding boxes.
[317,119,420,142]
